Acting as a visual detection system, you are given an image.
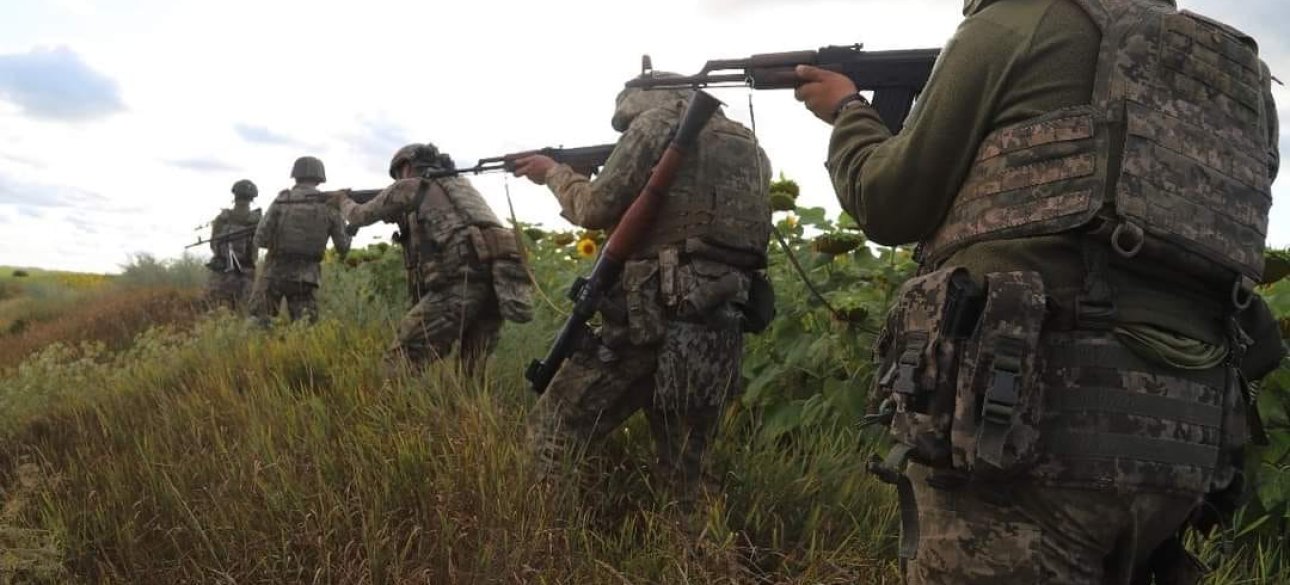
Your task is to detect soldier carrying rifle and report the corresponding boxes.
[200,179,262,311]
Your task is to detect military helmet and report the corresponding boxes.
[231,179,258,200]
[612,71,693,132]
[290,156,327,183]
[388,143,454,179]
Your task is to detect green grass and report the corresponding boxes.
[0,312,901,583]
[0,251,1287,583]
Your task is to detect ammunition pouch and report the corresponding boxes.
[623,260,665,345]
[874,266,983,468]
[466,225,533,324]
[950,272,1048,477]
[875,269,1050,477]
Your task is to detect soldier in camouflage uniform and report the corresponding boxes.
[333,143,533,375]
[796,0,1280,583]
[204,179,261,311]
[250,156,350,325]
[511,79,773,502]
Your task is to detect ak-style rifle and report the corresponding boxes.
[186,225,257,249]
[424,144,617,180]
[525,91,723,395]
[626,45,941,133]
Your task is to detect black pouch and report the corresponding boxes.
[875,266,982,467]
[950,271,1046,476]
[740,271,776,334]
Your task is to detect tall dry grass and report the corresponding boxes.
[0,256,1285,583]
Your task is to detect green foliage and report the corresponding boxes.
[742,205,914,440]
[1250,274,1290,538]
[116,253,206,290]
[2,197,1290,582]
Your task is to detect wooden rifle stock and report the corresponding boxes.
[525,91,723,395]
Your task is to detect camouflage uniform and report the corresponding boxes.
[204,199,260,311]
[340,144,532,374]
[251,157,349,324]
[827,0,1279,582]
[528,84,772,500]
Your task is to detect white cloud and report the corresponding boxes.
[0,0,1285,272]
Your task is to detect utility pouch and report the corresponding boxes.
[740,271,776,334]
[679,260,748,314]
[466,226,491,262]
[950,271,1047,476]
[877,266,982,468]
[493,258,533,323]
[623,260,666,345]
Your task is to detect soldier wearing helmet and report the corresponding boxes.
[333,142,532,376]
[793,0,1282,582]
[203,179,262,311]
[250,156,349,324]
[510,72,773,507]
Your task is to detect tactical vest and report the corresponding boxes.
[637,116,772,267]
[405,177,500,263]
[921,0,1274,297]
[214,207,261,268]
[272,187,333,261]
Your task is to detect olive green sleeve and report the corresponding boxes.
[544,110,673,230]
[825,16,1026,245]
[340,180,418,228]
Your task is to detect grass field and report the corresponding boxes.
[0,249,1286,583]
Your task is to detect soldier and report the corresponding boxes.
[250,156,350,325]
[794,0,1280,583]
[204,179,261,310]
[332,143,533,375]
[510,79,773,504]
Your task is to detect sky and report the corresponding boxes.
[0,0,1287,273]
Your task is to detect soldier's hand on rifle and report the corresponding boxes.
[326,189,350,210]
[511,154,558,186]
[794,65,860,124]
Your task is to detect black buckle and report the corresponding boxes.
[981,338,1023,425]
[889,332,928,399]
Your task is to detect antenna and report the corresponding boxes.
[641,54,653,76]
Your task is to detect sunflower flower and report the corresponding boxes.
[576,238,598,258]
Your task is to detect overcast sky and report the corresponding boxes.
[0,0,1286,273]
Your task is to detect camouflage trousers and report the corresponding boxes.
[904,463,1204,585]
[527,319,742,502]
[249,278,318,325]
[204,270,254,311]
[386,280,501,376]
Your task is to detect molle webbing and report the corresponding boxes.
[1102,4,1271,280]
[1031,332,1226,493]
[922,0,1272,285]
[637,121,770,261]
[919,107,1106,263]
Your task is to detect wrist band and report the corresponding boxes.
[831,92,870,122]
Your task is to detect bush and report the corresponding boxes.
[117,253,206,290]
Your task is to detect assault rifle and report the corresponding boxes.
[423,144,617,180]
[314,188,383,204]
[187,225,256,249]
[525,91,723,395]
[626,45,941,134]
